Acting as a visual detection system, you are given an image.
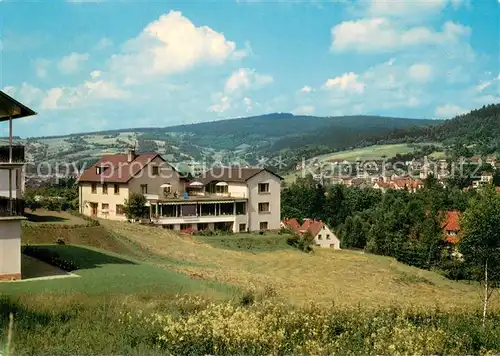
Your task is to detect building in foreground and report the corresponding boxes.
[0,91,36,281]
[78,152,283,232]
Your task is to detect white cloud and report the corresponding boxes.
[90,70,101,79]
[94,37,112,50]
[41,88,65,110]
[58,52,89,74]
[208,93,231,113]
[435,104,468,118]
[300,85,313,93]
[292,105,315,115]
[9,83,45,107]
[475,74,500,92]
[331,19,470,53]
[408,63,433,83]
[243,97,253,112]
[84,80,130,100]
[322,72,366,93]
[224,68,273,93]
[367,0,463,18]
[1,86,16,96]
[110,11,244,79]
[33,59,51,79]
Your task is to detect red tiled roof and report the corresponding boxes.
[442,211,461,244]
[300,219,324,237]
[78,153,162,183]
[199,166,283,184]
[282,218,301,231]
[496,187,500,193]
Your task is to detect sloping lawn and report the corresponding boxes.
[199,233,292,253]
[0,245,236,298]
[23,209,87,225]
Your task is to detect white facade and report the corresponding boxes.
[0,168,22,199]
[0,218,22,280]
[314,225,341,249]
[80,162,282,233]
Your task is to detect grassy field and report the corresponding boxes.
[23,209,87,225]
[1,218,499,354]
[4,214,494,309]
[94,221,496,310]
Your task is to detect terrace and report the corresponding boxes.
[0,145,25,166]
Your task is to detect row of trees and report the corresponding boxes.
[24,178,79,212]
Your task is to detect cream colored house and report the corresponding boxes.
[300,219,341,249]
[0,91,36,281]
[79,155,283,232]
[78,150,184,221]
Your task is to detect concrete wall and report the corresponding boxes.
[247,171,281,231]
[0,168,22,199]
[227,182,248,198]
[0,219,22,280]
[314,225,341,249]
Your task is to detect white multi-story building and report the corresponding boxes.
[78,152,283,232]
[0,91,36,281]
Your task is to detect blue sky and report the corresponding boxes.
[0,0,498,137]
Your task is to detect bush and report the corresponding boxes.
[286,231,314,253]
[195,229,234,237]
[55,238,66,245]
[22,246,78,271]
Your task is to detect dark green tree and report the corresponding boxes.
[460,185,500,325]
[123,193,148,221]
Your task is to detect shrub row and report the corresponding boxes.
[194,229,234,237]
[21,246,78,272]
[120,297,500,355]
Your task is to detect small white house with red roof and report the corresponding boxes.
[300,218,341,249]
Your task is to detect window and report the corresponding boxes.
[216,185,229,194]
[140,184,148,194]
[258,202,270,213]
[236,202,246,215]
[258,183,270,193]
[102,203,109,210]
[326,234,330,240]
[163,185,171,194]
[116,204,125,215]
[114,184,120,194]
[318,234,322,240]
[260,221,268,230]
[239,223,246,232]
[152,166,159,176]
[91,183,97,194]
[102,183,108,195]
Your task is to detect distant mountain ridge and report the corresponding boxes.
[22,113,442,171]
[374,104,500,155]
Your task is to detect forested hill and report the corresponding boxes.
[376,104,500,154]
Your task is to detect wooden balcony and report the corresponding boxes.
[0,197,24,217]
[0,145,25,167]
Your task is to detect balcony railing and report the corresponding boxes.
[0,197,24,217]
[0,145,25,164]
[186,191,246,198]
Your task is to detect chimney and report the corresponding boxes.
[127,149,136,163]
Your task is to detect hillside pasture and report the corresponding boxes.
[98,221,496,311]
[315,143,440,162]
